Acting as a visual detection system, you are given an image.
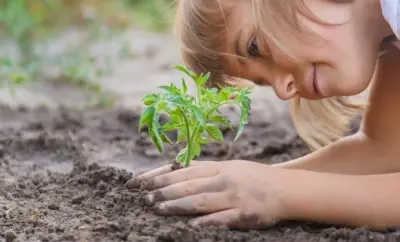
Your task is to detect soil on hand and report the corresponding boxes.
[0,106,398,242]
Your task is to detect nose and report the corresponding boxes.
[271,74,298,100]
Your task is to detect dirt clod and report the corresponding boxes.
[4,230,17,242]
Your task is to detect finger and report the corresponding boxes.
[153,192,232,215]
[125,164,173,190]
[189,209,270,229]
[143,163,219,191]
[188,209,240,228]
[144,176,221,205]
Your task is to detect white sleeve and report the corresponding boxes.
[381,0,400,39]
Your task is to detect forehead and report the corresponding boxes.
[219,3,256,76]
[224,2,255,49]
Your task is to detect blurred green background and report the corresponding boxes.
[0,0,175,107]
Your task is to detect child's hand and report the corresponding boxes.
[125,160,292,229]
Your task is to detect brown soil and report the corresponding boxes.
[0,106,398,242]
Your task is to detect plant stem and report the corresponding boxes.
[178,107,192,167]
[206,101,237,118]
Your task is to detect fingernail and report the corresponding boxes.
[154,202,167,214]
[125,178,140,190]
[143,193,155,206]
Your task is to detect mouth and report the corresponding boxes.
[311,64,321,96]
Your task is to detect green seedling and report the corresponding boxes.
[138,65,252,168]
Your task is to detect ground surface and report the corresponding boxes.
[0,106,399,242]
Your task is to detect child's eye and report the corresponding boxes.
[248,39,260,58]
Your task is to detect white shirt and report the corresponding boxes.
[381,0,400,39]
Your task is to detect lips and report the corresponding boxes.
[311,64,322,97]
[312,65,318,95]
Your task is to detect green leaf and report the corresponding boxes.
[156,100,167,111]
[149,128,163,153]
[168,96,187,107]
[159,85,180,94]
[176,147,188,163]
[210,116,232,129]
[182,78,188,94]
[177,127,187,143]
[174,65,196,79]
[170,113,181,123]
[160,132,173,145]
[205,123,224,142]
[234,94,252,141]
[191,106,204,126]
[198,136,209,144]
[193,142,201,157]
[141,93,158,104]
[161,121,179,132]
[198,72,210,87]
[151,113,163,152]
[10,74,26,85]
[219,89,230,101]
[138,106,156,131]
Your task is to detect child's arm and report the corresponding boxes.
[284,168,400,231]
[275,44,400,175]
[273,132,398,174]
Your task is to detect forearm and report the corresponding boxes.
[282,169,400,231]
[273,132,399,175]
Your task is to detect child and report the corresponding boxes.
[126,0,400,231]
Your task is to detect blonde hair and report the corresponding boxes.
[173,0,366,151]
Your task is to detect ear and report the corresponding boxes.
[300,0,353,25]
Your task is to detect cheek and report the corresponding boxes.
[331,34,378,93]
[319,46,377,97]
[337,53,377,95]
[300,24,378,95]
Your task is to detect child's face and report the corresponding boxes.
[220,0,392,100]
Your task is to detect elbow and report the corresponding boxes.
[355,129,400,173]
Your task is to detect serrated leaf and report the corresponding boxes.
[142,94,158,105]
[209,87,218,94]
[182,78,188,94]
[191,106,204,126]
[219,89,230,101]
[162,105,173,114]
[176,147,188,163]
[205,123,224,142]
[170,113,181,123]
[198,136,209,144]
[151,113,163,152]
[156,100,167,111]
[168,96,187,107]
[160,132,173,145]
[161,121,179,132]
[210,116,232,129]
[177,127,187,143]
[149,128,163,153]
[234,106,250,141]
[159,85,180,94]
[174,65,196,79]
[198,72,210,86]
[138,106,155,131]
[193,142,201,157]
